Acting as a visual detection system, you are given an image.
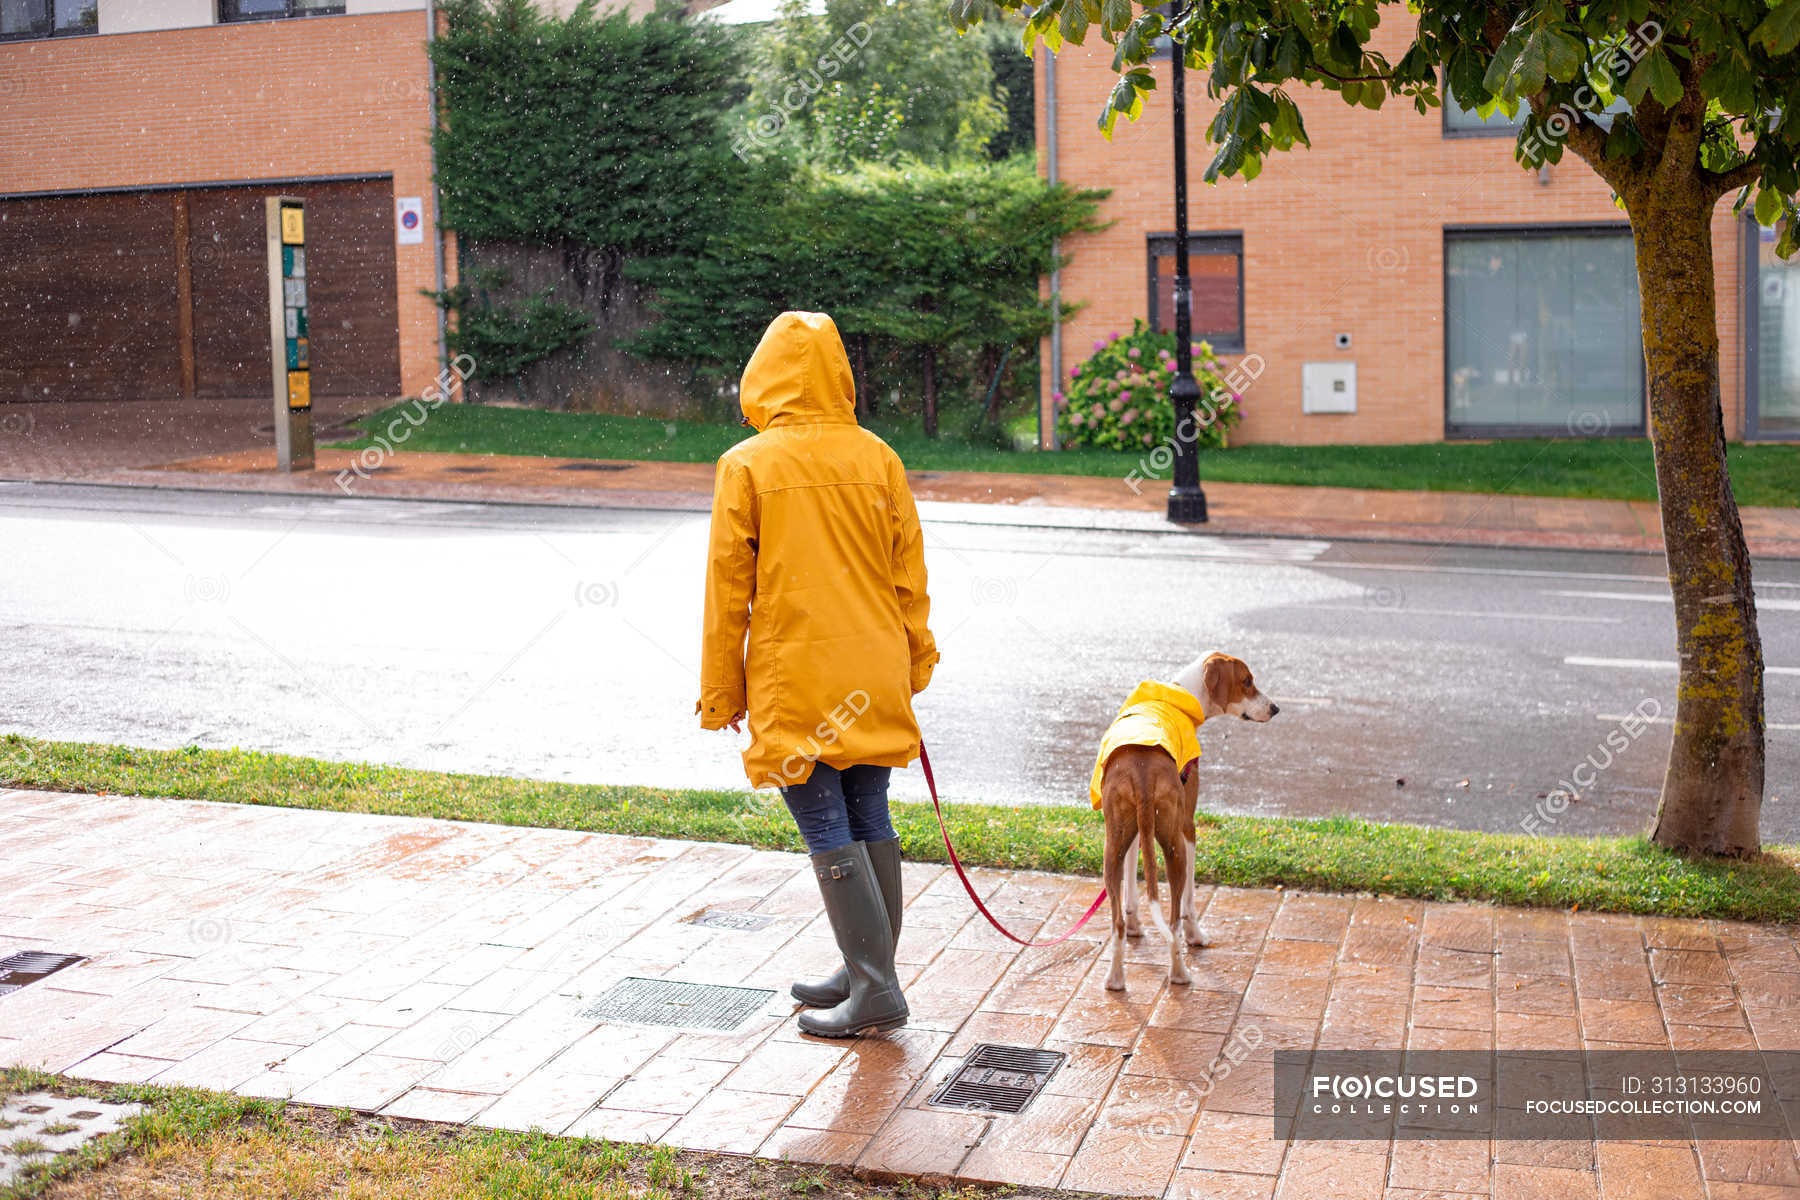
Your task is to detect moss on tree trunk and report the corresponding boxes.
[1630,186,1767,856]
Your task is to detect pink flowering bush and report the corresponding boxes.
[1053,320,1242,451]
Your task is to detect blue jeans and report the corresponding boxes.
[781,763,895,855]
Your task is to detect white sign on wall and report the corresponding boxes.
[395,197,425,245]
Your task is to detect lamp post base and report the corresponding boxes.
[1167,486,1208,524]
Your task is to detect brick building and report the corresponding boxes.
[1034,21,1800,446]
[0,0,458,404]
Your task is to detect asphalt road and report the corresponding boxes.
[2,482,1796,839]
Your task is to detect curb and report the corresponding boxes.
[8,468,1800,560]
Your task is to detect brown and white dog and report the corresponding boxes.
[1101,653,1278,991]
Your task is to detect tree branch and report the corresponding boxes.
[1559,108,1635,196]
[1654,46,1709,190]
[1703,155,1764,200]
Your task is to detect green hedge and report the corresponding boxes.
[431,0,738,257]
[430,0,1104,430]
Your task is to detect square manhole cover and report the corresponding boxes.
[928,1044,1066,1115]
[0,951,85,997]
[579,977,773,1031]
[684,908,776,933]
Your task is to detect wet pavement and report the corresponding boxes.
[6,789,1800,1200]
[2,482,1798,839]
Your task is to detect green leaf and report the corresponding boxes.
[1751,0,1800,55]
[1543,29,1585,83]
[1627,48,1683,108]
[1755,185,1783,226]
[1060,1,1089,46]
[1481,34,1526,100]
[1446,47,1485,108]
[1514,30,1549,97]
[1099,0,1132,35]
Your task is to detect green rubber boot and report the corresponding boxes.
[796,842,908,1038]
[791,838,902,1009]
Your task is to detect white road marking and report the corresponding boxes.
[1320,561,1800,590]
[1299,604,1619,624]
[1598,713,1800,732]
[1567,655,1800,677]
[1551,589,1800,612]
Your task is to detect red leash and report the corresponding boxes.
[918,744,1107,948]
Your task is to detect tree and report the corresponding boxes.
[626,159,1105,432]
[432,0,738,276]
[744,0,1004,164]
[952,0,1782,856]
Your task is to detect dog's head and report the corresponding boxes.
[1190,653,1279,723]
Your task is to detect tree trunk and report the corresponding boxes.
[922,346,938,438]
[1631,187,1766,856]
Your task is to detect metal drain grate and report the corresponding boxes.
[579,977,773,1031]
[556,462,634,472]
[685,908,776,933]
[445,465,494,475]
[0,951,85,997]
[928,1044,1065,1114]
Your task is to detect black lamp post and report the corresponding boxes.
[1166,41,1209,524]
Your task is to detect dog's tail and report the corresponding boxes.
[1137,782,1158,910]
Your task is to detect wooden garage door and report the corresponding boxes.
[188,179,401,398]
[0,193,182,402]
[0,177,401,403]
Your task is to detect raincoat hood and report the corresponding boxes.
[739,311,857,432]
[1088,680,1207,809]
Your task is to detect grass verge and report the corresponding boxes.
[5,735,1799,923]
[0,1069,1008,1200]
[344,403,1800,508]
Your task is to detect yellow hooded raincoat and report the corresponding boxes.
[699,312,939,789]
[1087,681,1207,809]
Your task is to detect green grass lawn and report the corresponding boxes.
[7,735,1799,923]
[0,1069,985,1200]
[345,402,1800,507]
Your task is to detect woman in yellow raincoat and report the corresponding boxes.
[699,311,937,1038]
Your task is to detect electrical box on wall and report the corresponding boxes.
[1302,361,1357,414]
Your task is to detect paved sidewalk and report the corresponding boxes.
[5,788,1800,1198]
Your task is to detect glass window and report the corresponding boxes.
[1749,221,1800,437]
[1444,95,1524,135]
[219,0,342,20]
[1445,229,1644,436]
[1442,69,1628,138]
[1,0,95,40]
[1147,233,1243,353]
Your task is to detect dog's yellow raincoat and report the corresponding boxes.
[1087,681,1206,809]
[698,312,939,789]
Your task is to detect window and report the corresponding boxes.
[1147,232,1244,353]
[1442,70,1629,137]
[218,0,341,21]
[1444,226,1644,437]
[1743,217,1800,438]
[0,0,96,40]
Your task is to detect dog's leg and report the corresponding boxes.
[1121,833,1142,938]
[1181,836,1211,947]
[1161,834,1190,986]
[1104,829,1127,991]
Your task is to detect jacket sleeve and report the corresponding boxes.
[889,462,939,694]
[698,455,757,728]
